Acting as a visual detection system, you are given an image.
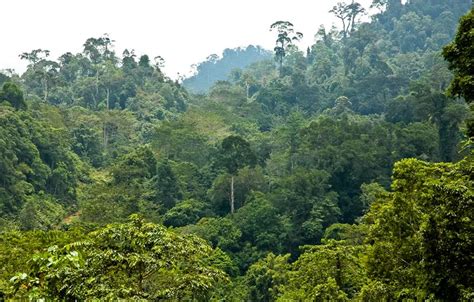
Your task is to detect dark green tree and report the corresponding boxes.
[0,82,26,110]
[71,124,103,166]
[330,1,366,39]
[155,160,182,211]
[163,199,209,227]
[0,72,9,86]
[443,7,474,139]
[217,135,257,213]
[20,49,59,102]
[269,21,303,72]
[443,8,474,103]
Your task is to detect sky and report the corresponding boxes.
[0,0,374,79]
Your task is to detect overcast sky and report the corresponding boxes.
[0,0,373,79]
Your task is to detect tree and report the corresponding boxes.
[269,21,303,72]
[370,0,401,12]
[83,34,115,64]
[155,160,183,211]
[270,168,341,249]
[217,135,257,213]
[245,253,290,302]
[9,216,228,300]
[82,35,117,109]
[0,106,81,219]
[112,145,157,184]
[186,217,242,252]
[233,192,289,252]
[0,228,87,297]
[18,194,65,231]
[0,72,9,87]
[71,123,103,166]
[209,166,267,215]
[347,2,366,33]
[363,158,474,300]
[163,199,209,227]
[443,8,474,138]
[401,83,467,161]
[0,82,26,110]
[330,2,366,39]
[278,241,365,301]
[20,49,59,102]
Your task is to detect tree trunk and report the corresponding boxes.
[341,18,347,39]
[43,76,48,102]
[103,122,108,150]
[245,81,250,99]
[106,87,110,110]
[95,71,100,102]
[230,175,235,214]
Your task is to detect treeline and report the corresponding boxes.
[0,0,473,300]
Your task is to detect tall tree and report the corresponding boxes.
[330,1,366,39]
[443,7,474,139]
[155,160,182,211]
[269,21,303,72]
[20,49,59,102]
[217,135,257,214]
[82,34,117,108]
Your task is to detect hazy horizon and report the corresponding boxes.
[0,0,373,79]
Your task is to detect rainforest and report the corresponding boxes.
[0,0,473,300]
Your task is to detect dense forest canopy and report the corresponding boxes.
[0,0,473,300]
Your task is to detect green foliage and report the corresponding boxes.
[234,192,289,253]
[163,199,209,227]
[1,2,473,300]
[209,166,268,214]
[0,228,86,297]
[155,159,182,210]
[269,168,340,248]
[8,216,228,300]
[279,241,365,301]
[18,194,66,231]
[71,123,103,166]
[269,21,303,71]
[0,82,26,110]
[79,147,159,225]
[323,223,366,245]
[245,253,290,302]
[172,161,210,201]
[443,7,474,141]
[19,35,188,121]
[112,145,156,184]
[185,217,242,252]
[217,135,257,175]
[0,105,82,223]
[443,8,474,103]
[151,114,216,166]
[363,157,474,300]
[0,72,9,87]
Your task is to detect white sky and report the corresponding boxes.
[0,0,373,79]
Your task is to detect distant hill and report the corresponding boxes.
[182,45,272,94]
